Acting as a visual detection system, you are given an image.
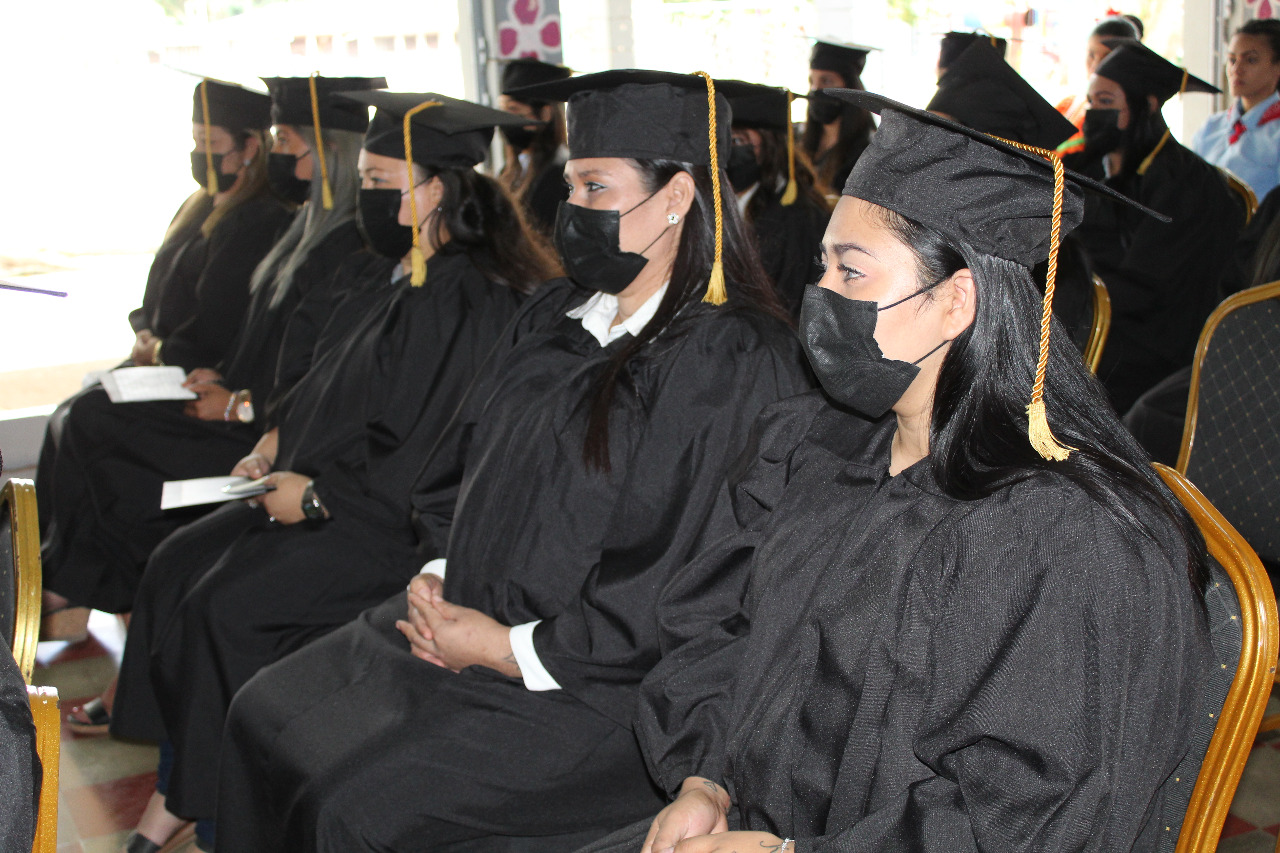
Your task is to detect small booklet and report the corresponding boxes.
[101,366,197,403]
[161,476,263,510]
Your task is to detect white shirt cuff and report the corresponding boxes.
[412,558,447,585]
[509,621,562,691]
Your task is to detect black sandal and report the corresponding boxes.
[66,696,111,735]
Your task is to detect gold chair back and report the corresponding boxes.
[1,480,41,683]
[1218,167,1259,224]
[27,685,59,853]
[1082,274,1111,374]
[1152,464,1278,853]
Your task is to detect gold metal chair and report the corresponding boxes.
[26,685,59,853]
[1152,464,1278,853]
[1218,167,1259,225]
[1082,274,1111,374]
[2,479,41,683]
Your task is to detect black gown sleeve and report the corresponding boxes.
[159,196,291,372]
[637,392,826,793]
[530,312,813,727]
[130,196,203,333]
[796,486,1209,853]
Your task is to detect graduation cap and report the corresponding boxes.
[335,90,533,286]
[716,79,802,205]
[192,79,272,197]
[264,75,385,210]
[1093,38,1218,103]
[500,58,572,98]
[809,39,878,81]
[511,69,734,303]
[1093,40,1218,174]
[826,89,1167,462]
[938,31,1009,70]
[927,41,1077,150]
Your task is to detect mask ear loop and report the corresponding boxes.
[993,135,1075,462]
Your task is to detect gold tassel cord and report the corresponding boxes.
[1138,68,1187,176]
[780,90,798,206]
[993,135,1076,461]
[199,80,218,197]
[401,100,443,287]
[695,71,727,305]
[308,73,334,209]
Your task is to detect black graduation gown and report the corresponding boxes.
[140,194,292,372]
[629,393,1210,852]
[37,221,365,613]
[1066,133,1244,413]
[111,249,528,823]
[524,153,570,236]
[214,281,812,852]
[749,190,831,317]
[0,648,38,853]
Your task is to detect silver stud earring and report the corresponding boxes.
[667,213,680,225]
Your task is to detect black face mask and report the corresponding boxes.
[267,152,312,204]
[501,125,537,152]
[191,151,237,193]
[357,187,417,260]
[553,193,670,294]
[726,143,762,193]
[1082,109,1124,155]
[807,91,843,127]
[798,283,950,418]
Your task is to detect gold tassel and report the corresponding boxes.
[695,72,727,305]
[199,80,218,197]
[308,73,334,209]
[401,100,443,287]
[993,134,1075,461]
[780,90,798,206]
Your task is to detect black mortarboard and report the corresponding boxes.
[263,75,385,133]
[927,41,1077,150]
[500,58,572,98]
[809,39,877,81]
[509,69,731,164]
[827,89,1166,461]
[511,69,733,303]
[191,78,272,133]
[938,31,1009,70]
[335,90,532,286]
[1093,39,1218,103]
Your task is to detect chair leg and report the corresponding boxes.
[27,685,60,853]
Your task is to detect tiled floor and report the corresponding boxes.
[29,613,1280,853]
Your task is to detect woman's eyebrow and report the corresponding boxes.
[830,242,879,262]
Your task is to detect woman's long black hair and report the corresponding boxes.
[1110,81,1168,182]
[801,73,876,189]
[498,100,567,198]
[580,159,790,471]
[877,206,1208,594]
[421,167,560,294]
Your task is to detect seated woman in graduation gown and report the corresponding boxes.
[926,40,1096,352]
[1064,41,1243,414]
[214,70,811,852]
[802,40,877,191]
[496,57,572,236]
[107,92,554,853]
[35,79,290,634]
[38,77,380,635]
[592,92,1210,853]
[719,80,831,318]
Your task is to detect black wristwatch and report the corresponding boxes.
[300,479,328,521]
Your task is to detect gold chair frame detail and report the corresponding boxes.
[1218,167,1259,225]
[27,685,59,853]
[3,479,41,683]
[1083,274,1111,375]
[1153,464,1278,853]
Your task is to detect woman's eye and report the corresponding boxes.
[838,264,864,282]
[585,181,605,193]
